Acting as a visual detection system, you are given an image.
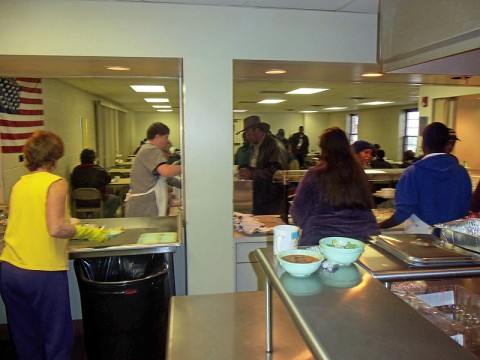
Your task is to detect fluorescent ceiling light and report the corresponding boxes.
[152,105,172,108]
[265,69,287,74]
[144,98,169,103]
[360,101,394,105]
[361,72,383,77]
[233,109,248,113]
[258,99,286,104]
[106,66,131,71]
[286,88,329,95]
[157,109,173,112]
[131,85,165,93]
[324,107,348,110]
[299,110,319,113]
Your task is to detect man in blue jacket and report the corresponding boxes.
[379,122,471,234]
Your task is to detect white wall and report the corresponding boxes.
[0,0,378,295]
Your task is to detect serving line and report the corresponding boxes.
[255,247,476,360]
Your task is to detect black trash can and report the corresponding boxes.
[74,254,171,360]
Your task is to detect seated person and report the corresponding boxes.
[370,150,393,169]
[71,149,122,217]
[290,127,380,246]
[379,122,471,234]
[400,150,415,168]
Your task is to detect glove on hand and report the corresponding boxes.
[74,225,109,243]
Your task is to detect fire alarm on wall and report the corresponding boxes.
[422,96,428,107]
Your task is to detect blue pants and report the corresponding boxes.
[0,262,73,360]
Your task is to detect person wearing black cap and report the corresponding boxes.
[238,115,288,215]
[445,128,460,158]
[352,140,373,168]
[379,122,471,233]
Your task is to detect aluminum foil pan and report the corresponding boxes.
[435,218,480,253]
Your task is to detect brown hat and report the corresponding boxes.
[236,115,270,134]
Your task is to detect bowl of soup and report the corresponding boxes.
[276,249,324,277]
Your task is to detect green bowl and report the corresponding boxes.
[319,237,365,266]
[276,249,324,278]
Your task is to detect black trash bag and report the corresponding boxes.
[74,254,171,360]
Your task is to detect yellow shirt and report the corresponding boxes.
[0,172,69,270]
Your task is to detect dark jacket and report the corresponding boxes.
[242,134,288,215]
[290,167,380,246]
[289,132,309,155]
[370,158,393,169]
[393,154,471,226]
[71,164,111,200]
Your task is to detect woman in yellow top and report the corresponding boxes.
[0,131,108,360]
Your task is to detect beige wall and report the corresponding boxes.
[0,0,378,295]
[455,96,480,169]
[132,112,181,151]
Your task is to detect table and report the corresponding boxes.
[108,168,131,175]
[255,248,476,360]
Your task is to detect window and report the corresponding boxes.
[404,109,419,152]
[349,114,359,143]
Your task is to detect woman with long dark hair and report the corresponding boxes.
[290,127,380,246]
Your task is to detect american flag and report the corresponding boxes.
[0,78,44,153]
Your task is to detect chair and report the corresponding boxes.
[71,188,104,219]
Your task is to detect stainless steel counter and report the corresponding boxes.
[68,214,182,259]
[255,248,476,360]
[273,168,405,183]
[167,292,312,359]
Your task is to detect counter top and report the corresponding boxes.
[255,247,476,360]
[167,291,312,360]
[68,215,182,259]
[234,215,284,243]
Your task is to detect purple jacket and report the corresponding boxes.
[290,167,380,246]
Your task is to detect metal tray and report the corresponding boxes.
[435,218,480,254]
[373,234,477,267]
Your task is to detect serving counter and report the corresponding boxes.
[254,247,477,360]
[68,214,182,259]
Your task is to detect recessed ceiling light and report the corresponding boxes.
[299,110,319,113]
[233,109,248,113]
[286,88,329,95]
[152,105,172,108]
[106,66,131,71]
[157,109,173,112]
[144,98,169,103]
[359,101,394,105]
[361,72,383,77]
[258,99,286,104]
[131,85,166,92]
[265,69,287,75]
[324,107,348,110]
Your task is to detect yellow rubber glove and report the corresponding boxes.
[74,225,109,243]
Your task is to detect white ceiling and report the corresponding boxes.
[1,1,480,113]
